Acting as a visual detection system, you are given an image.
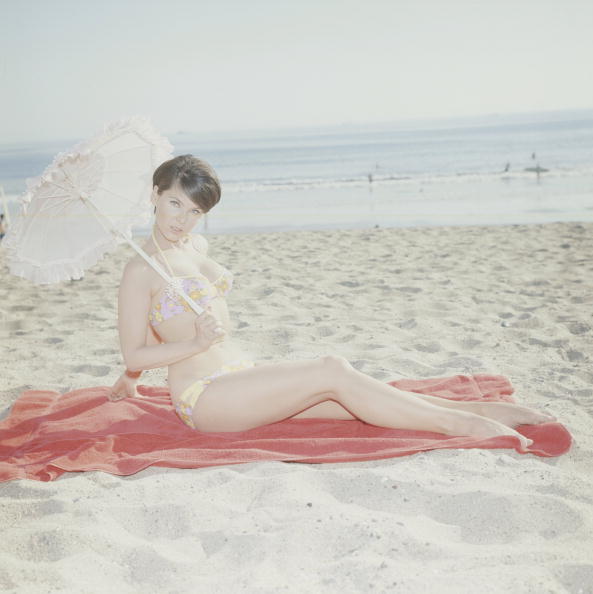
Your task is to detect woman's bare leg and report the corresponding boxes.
[292,390,554,426]
[192,356,534,447]
[409,392,555,425]
[192,357,352,432]
[288,383,554,426]
[291,399,357,420]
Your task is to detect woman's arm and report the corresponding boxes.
[109,368,142,401]
[118,259,223,372]
[108,325,160,401]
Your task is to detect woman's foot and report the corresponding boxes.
[442,410,534,450]
[456,401,555,428]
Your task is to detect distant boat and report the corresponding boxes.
[524,166,549,173]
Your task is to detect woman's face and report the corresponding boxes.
[152,182,204,241]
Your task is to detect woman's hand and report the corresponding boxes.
[108,369,142,401]
[193,306,226,352]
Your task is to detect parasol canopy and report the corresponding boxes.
[3,116,209,316]
[4,116,173,284]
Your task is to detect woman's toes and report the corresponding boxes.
[525,409,556,424]
[522,436,534,448]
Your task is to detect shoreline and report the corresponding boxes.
[3,166,593,237]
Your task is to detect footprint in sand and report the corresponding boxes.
[460,338,482,349]
[73,364,111,377]
[92,348,120,356]
[0,483,57,498]
[11,499,66,521]
[71,312,107,321]
[427,491,581,545]
[556,565,593,594]
[16,529,73,562]
[565,350,584,362]
[9,305,35,312]
[121,547,181,584]
[567,322,590,335]
[440,355,484,370]
[110,504,191,540]
[199,530,232,557]
[317,325,335,337]
[414,341,442,353]
[1,320,33,331]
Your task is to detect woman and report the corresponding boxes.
[111,155,553,447]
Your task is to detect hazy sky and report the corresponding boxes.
[1,0,592,143]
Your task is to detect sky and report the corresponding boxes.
[1,0,593,143]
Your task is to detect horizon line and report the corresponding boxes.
[2,106,593,148]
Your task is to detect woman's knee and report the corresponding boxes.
[319,355,354,390]
[321,354,352,370]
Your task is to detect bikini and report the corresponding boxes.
[149,230,255,429]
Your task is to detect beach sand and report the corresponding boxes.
[1,221,592,593]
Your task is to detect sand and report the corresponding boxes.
[1,221,592,593]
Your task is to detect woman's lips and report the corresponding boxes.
[171,226,183,233]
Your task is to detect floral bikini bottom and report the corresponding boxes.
[174,359,256,429]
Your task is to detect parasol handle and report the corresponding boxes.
[79,193,205,315]
[123,237,206,316]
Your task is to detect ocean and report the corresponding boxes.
[1,109,592,234]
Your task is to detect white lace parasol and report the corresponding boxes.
[4,116,174,284]
[5,116,208,316]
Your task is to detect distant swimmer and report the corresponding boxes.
[368,173,373,184]
[504,162,510,172]
[525,152,547,178]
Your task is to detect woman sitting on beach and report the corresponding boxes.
[111,155,553,448]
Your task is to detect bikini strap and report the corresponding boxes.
[151,227,176,277]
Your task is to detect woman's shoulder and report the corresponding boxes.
[188,233,209,255]
[122,251,154,284]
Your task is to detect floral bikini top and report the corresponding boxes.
[148,231,233,326]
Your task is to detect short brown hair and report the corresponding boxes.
[152,155,221,212]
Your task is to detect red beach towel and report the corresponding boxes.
[0,375,572,482]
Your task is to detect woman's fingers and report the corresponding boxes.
[108,391,126,401]
[108,372,140,401]
[192,306,225,347]
[195,309,224,334]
